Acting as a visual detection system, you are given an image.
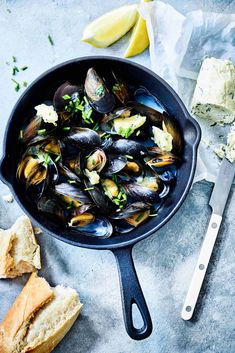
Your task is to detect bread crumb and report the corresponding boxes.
[2,193,13,203]
[34,227,42,235]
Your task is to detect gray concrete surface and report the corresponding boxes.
[0,1,235,352]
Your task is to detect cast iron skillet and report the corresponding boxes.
[0,57,201,340]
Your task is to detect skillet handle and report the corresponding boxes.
[112,246,152,340]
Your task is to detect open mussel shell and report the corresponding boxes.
[134,87,166,114]
[85,68,115,114]
[125,210,150,227]
[84,179,116,215]
[68,212,95,228]
[63,127,101,150]
[109,202,150,220]
[155,165,178,182]
[54,182,91,206]
[28,135,63,156]
[109,71,131,104]
[53,81,83,112]
[162,116,183,155]
[58,164,82,184]
[85,148,107,173]
[122,181,160,204]
[20,116,43,144]
[71,215,113,239]
[109,139,147,158]
[37,196,66,224]
[104,154,127,175]
[145,150,180,169]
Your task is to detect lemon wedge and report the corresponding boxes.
[124,0,150,58]
[82,4,138,48]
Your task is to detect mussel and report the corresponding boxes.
[85,148,106,173]
[85,68,115,113]
[134,87,166,114]
[63,127,101,149]
[109,139,147,157]
[17,147,58,197]
[110,202,150,220]
[122,176,160,203]
[68,212,95,227]
[54,182,91,207]
[110,71,130,104]
[38,196,66,224]
[146,150,180,169]
[70,215,113,239]
[125,210,150,227]
[53,81,83,112]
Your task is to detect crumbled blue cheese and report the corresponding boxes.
[35,104,58,124]
[214,124,235,163]
[191,58,235,124]
[113,114,146,138]
[84,169,100,185]
[152,126,173,152]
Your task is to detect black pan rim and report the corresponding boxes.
[0,56,201,250]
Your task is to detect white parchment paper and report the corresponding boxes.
[139,1,235,183]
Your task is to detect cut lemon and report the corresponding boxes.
[82,4,138,48]
[124,0,150,58]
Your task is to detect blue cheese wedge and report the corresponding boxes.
[214,123,235,163]
[191,58,235,124]
[113,114,146,138]
[152,126,173,152]
[35,104,58,124]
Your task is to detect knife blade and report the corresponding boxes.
[181,158,235,320]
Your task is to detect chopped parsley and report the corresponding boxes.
[63,126,71,131]
[48,34,54,46]
[117,126,133,139]
[22,81,27,87]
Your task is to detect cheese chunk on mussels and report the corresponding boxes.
[35,104,58,124]
[152,126,173,152]
[191,58,235,124]
[113,114,146,138]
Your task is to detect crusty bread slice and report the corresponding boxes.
[0,216,41,278]
[0,273,83,353]
[0,272,53,353]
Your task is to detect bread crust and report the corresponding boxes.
[0,216,41,279]
[0,273,53,353]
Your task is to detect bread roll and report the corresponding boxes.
[0,273,83,353]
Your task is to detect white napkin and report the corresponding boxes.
[139,1,235,183]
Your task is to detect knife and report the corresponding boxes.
[181,158,235,320]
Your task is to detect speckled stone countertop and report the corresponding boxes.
[0,1,235,352]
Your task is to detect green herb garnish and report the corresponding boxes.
[19,130,23,139]
[11,79,20,92]
[21,66,28,71]
[12,56,17,63]
[43,153,50,165]
[66,201,74,210]
[62,95,71,100]
[22,81,27,87]
[48,35,54,46]
[68,180,76,184]
[63,126,71,131]
[95,85,105,97]
[38,129,46,136]
[84,187,94,191]
[12,66,19,75]
[125,154,133,160]
[55,155,61,163]
[136,130,141,136]
[93,122,99,131]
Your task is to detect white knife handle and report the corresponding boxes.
[181,213,222,320]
